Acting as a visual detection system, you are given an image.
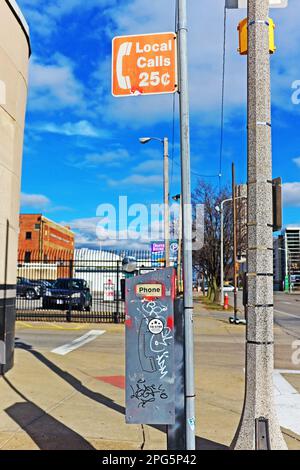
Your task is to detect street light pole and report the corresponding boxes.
[178,0,195,450]
[164,138,170,267]
[219,198,232,306]
[232,163,238,321]
[218,196,245,307]
[139,136,170,267]
[172,194,182,293]
[232,0,286,449]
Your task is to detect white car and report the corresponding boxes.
[223,284,235,292]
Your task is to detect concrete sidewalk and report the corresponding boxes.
[0,302,299,450]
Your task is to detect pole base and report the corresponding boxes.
[229,317,247,325]
[232,415,287,450]
[231,342,288,450]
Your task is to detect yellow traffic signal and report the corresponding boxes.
[238,18,276,55]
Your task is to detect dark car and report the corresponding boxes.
[42,278,92,311]
[17,277,42,300]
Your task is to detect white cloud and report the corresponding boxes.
[21,0,117,36]
[28,54,85,111]
[108,174,163,187]
[63,215,165,250]
[282,182,300,207]
[81,148,130,167]
[20,193,73,213]
[34,120,108,138]
[21,193,50,209]
[293,157,300,168]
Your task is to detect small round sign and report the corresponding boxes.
[148,318,164,335]
[170,242,179,253]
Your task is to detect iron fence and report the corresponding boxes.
[16,250,157,323]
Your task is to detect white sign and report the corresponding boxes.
[226,0,288,8]
[136,283,163,297]
[104,279,115,302]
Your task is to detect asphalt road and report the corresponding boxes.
[274,292,300,340]
[229,291,300,339]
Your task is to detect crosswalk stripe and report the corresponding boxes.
[51,330,106,356]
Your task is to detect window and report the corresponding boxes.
[25,251,31,263]
[26,232,32,240]
[34,224,40,230]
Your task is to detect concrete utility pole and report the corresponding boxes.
[164,138,170,267]
[232,0,287,449]
[178,0,196,450]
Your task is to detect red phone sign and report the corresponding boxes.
[112,32,178,97]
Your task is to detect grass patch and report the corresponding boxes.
[196,295,233,312]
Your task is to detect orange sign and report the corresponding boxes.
[112,32,178,97]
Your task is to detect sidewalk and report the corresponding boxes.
[0,302,299,450]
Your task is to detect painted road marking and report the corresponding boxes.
[51,330,106,356]
[96,376,125,389]
[17,321,88,331]
[274,309,299,320]
[274,369,300,437]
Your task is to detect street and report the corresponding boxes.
[274,293,300,340]
[229,291,300,339]
[0,0,299,454]
[0,299,299,450]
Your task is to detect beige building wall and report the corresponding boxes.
[0,0,30,373]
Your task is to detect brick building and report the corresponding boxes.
[18,214,75,262]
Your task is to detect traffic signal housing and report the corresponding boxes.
[238,17,276,55]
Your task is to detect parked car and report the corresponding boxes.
[17,277,42,300]
[223,284,235,292]
[42,278,92,311]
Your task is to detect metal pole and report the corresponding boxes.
[220,203,224,306]
[232,0,286,449]
[232,163,238,321]
[178,0,195,450]
[164,138,170,267]
[177,197,182,293]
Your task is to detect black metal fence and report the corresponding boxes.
[16,250,156,323]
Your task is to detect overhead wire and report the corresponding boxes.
[219,3,227,192]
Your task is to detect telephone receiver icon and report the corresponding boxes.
[116,41,132,90]
[138,318,157,373]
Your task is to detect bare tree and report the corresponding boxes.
[192,181,233,303]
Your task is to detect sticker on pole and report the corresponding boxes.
[148,318,164,335]
[112,32,178,97]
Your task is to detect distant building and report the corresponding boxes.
[273,236,285,291]
[18,214,75,262]
[273,226,300,291]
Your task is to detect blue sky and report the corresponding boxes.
[18,0,300,248]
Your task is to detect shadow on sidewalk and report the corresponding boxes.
[15,340,127,417]
[14,340,227,450]
[3,377,95,450]
[196,436,229,450]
